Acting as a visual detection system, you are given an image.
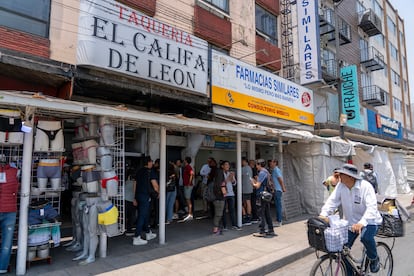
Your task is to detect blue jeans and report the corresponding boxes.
[135,194,151,237]
[166,190,177,221]
[0,212,16,272]
[222,196,236,228]
[274,190,283,222]
[344,224,379,275]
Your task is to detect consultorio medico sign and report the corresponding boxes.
[77,0,208,95]
[211,50,314,125]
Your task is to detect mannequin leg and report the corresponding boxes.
[79,204,99,265]
[73,204,89,260]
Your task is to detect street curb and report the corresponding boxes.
[241,247,315,276]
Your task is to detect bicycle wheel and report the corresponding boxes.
[374,241,393,276]
[310,254,346,276]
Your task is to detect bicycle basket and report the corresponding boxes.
[324,225,348,252]
[377,212,404,237]
[307,217,329,252]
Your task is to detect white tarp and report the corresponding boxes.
[353,146,410,197]
[285,141,346,215]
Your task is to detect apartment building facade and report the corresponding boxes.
[293,0,412,147]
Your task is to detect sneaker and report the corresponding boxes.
[146,231,157,241]
[222,227,228,231]
[253,232,266,237]
[266,231,278,237]
[274,221,282,227]
[165,220,172,225]
[251,218,260,224]
[125,230,135,236]
[179,214,193,223]
[133,236,148,245]
[232,226,242,231]
[370,257,380,273]
[172,213,179,220]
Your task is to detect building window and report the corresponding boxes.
[393,97,402,113]
[400,31,405,46]
[374,33,385,48]
[406,104,410,118]
[389,42,398,61]
[255,4,278,46]
[372,0,383,20]
[0,0,50,37]
[391,69,400,86]
[402,56,406,68]
[387,16,396,36]
[356,0,365,13]
[200,0,229,13]
[383,63,387,77]
[404,80,408,92]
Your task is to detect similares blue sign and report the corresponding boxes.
[341,65,363,130]
[366,109,402,139]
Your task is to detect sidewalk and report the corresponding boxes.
[17,191,412,276]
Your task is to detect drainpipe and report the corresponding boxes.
[236,132,242,227]
[159,126,166,244]
[16,111,34,275]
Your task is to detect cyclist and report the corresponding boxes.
[319,163,383,274]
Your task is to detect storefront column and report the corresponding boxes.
[236,132,242,227]
[16,111,35,275]
[249,140,255,160]
[278,136,283,168]
[159,126,166,245]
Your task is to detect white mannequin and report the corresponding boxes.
[64,191,82,251]
[76,195,100,265]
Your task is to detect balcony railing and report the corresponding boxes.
[321,59,338,84]
[360,46,385,71]
[362,85,387,106]
[358,9,382,37]
[319,8,335,35]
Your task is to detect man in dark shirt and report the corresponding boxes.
[133,157,159,246]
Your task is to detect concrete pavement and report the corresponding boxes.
[13,191,413,275]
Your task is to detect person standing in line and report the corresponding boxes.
[180,156,194,222]
[269,160,286,227]
[250,159,276,237]
[241,157,253,225]
[199,157,212,216]
[124,169,137,236]
[249,159,260,223]
[174,159,186,219]
[209,159,226,234]
[221,161,240,230]
[165,163,177,224]
[132,157,158,246]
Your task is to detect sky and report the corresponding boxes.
[389,0,414,103]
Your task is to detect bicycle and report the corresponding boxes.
[310,232,395,276]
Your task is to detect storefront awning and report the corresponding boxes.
[0,91,268,137]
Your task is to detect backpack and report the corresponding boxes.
[265,171,275,194]
[205,181,216,202]
[362,170,378,193]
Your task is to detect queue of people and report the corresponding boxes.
[125,156,286,245]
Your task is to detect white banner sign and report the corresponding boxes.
[211,51,314,125]
[77,0,208,95]
[297,0,321,85]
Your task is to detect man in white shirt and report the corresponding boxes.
[320,163,382,273]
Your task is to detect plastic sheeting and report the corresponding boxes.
[353,147,411,197]
[283,138,412,217]
[285,141,346,215]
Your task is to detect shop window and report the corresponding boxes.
[0,0,50,37]
[199,0,229,13]
[255,4,277,45]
